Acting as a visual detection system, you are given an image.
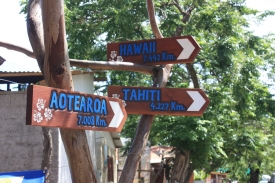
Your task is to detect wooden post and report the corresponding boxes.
[27,0,98,182]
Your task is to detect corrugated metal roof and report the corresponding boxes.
[110,132,123,148]
[0,71,42,77]
[0,70,102,75]
[0,70,107,82]
[0,71,44,84]
[0,71,40,73]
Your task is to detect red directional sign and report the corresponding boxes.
[107,35,200,65]
[26,85,127,132]
[108,86,210,116]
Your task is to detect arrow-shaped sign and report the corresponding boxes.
[108,101,125,128]
[186,91,206,111]
[107,35,200,65]
[26,85,127,132]
[176,38,195,60]
[108,86,210,116]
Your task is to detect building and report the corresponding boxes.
[0,70,122,183]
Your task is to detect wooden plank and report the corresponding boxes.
[108,86,210,116]
[107,35,200,65]
[26,85,127,132]
[94,77,108,81]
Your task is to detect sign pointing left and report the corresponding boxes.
[26,85,127,132]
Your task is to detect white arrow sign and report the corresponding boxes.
[108,101,125,128]
[176,38,195,60]
[187,91,206,111]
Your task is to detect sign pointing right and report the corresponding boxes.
[107,35,201,65]
[26,85,128,132]
[108,101,125,128]
[176,38,195,60]
[108,86,210,116]
[186,91,206,111]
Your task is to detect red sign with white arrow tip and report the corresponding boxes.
[107,35,200,65]
[26,85,127,132]
[108,86,210,116]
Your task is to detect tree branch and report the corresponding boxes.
[186,63,200,88]
[0,41,36,59]
[170,2,199,88]
[119,1,174,182]
[27,0,45,72]
[173,0,187,15]
[0,41,154,75]
[70,59,154,75]
[27,2,53,182]
[146,0,163,38]
[174,7,193,37]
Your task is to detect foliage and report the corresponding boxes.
[63,0,275,181]
[20,0,275,182]
[117,0,275,181]
[194,170,208,180]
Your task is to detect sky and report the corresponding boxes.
[0,1,39,72]
[0,0,274,72]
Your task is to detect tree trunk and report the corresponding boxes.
[249,168,259,183]
[27,0,97,182]
[119,115,155,182]
[119,0,172,182]
[27,1,53,182]
[171,149,193,183]
[24,0,198,182]
[150,157,164,183]
[119,64,173,183]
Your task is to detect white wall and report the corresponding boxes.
[58,73,97,183]
[95,131,118,183]
[72,73,94,93]
[58,73,119,183]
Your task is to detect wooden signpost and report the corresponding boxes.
[107,35,200,65]
[108,86,210,116]
[26,85,127,132]
[27,35,207,132]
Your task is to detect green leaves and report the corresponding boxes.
[20,0,275,179]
